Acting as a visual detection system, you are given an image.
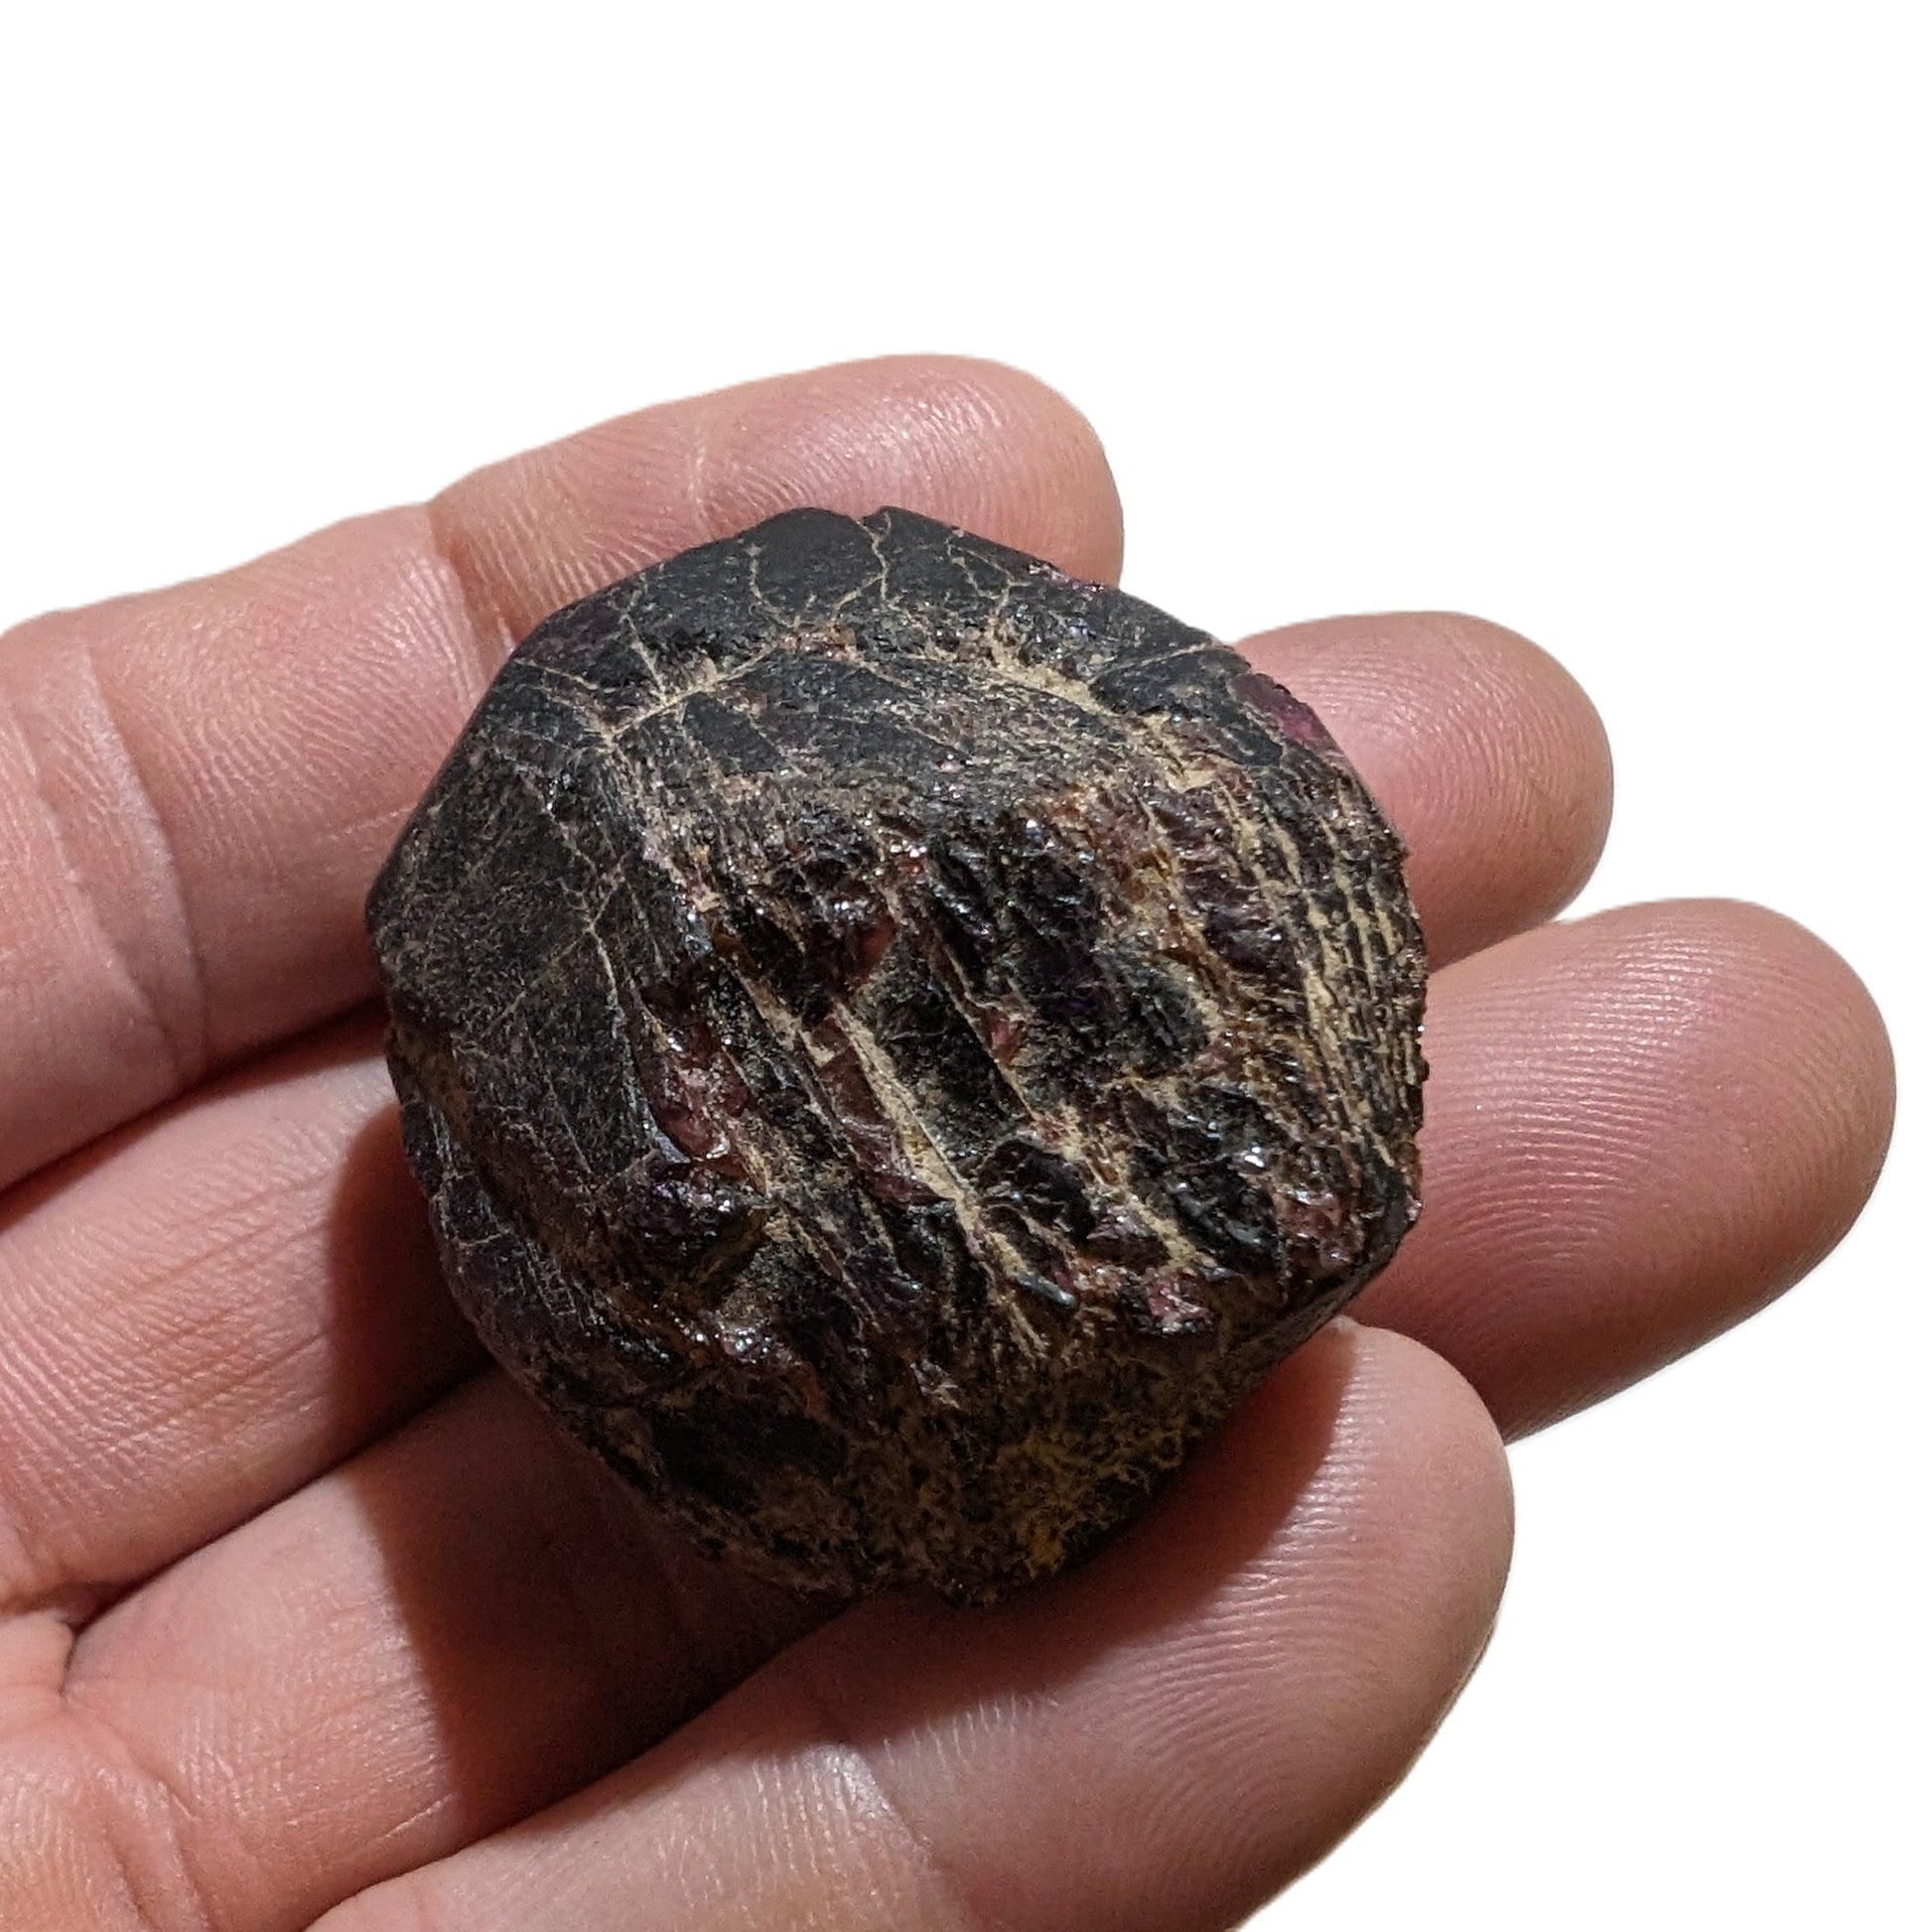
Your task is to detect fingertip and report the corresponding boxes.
[1152,1324,1512,1901]
[1239,1322,1515,1722]
[1243,612,1614,962]
[866,354,1126,583]
[1530,897,1895,1273]
[1710,897,1895,1186]
[1360,897,1897,1436]
[811,1321,1513,1928]
[435,354,1125,639]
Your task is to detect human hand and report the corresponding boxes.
[0,358,1893,1930]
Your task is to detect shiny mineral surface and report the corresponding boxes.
[367,507,1425,1601]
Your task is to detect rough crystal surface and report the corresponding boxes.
[368,507,1426,1601]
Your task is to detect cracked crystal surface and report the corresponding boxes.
[368,507,1426,1601]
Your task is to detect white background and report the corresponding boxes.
[3,5,1923,1925]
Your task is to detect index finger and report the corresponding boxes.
[0,356,1123,1188]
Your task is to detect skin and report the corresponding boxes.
[0,356,1894,1932]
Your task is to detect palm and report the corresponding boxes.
[0,359,1891,1932]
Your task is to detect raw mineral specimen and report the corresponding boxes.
[368,507,1426,1602]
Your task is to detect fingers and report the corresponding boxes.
[0,571,1614,1607]
[1353,899,1896,1436]
[1241,612,1612,963]
[0,587,1607,1614]
[36,899,1883,1920]
[0,356,1123,1189]
[0,1017,480,1617]
[436,356,1122,642]
[311,1326,1509,1932]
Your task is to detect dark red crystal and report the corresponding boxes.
[367,508,1426,1600]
